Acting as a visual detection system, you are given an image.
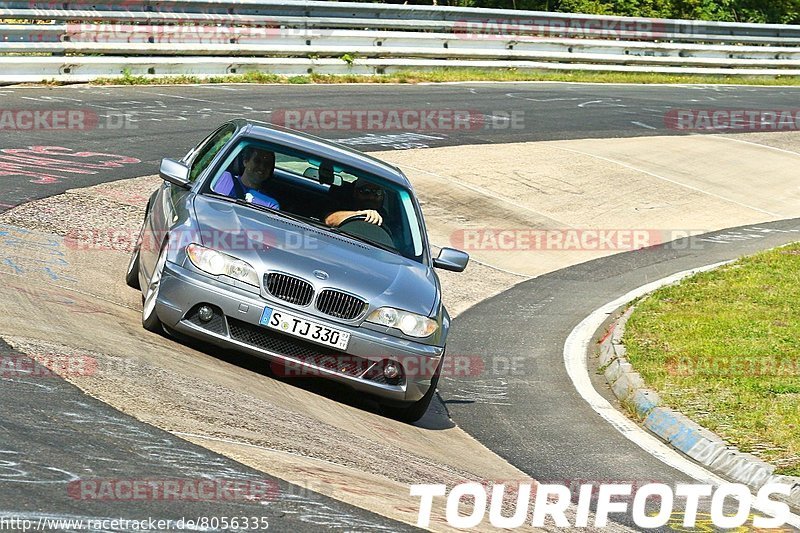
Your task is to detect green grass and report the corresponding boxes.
[624,243,800,477]
[81,68,800,87]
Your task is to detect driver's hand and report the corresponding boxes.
[357,210,383,225]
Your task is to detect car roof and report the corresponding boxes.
[235,119,412,188]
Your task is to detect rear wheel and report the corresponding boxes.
[142,242,168,333]
[382,357,442,424]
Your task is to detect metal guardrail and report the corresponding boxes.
[2,0,800,83]
[6,0,800,39]
[5,6,800,44]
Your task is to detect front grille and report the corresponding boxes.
[227,318,373,378]
[264,272,314,306]
[316,289,368,320]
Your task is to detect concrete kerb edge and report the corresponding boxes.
[596,299,800,509]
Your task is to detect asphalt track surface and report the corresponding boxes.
[440,219,800,529]
[3,82,800,531]
[3,82,800,209]
[0,340,415,533]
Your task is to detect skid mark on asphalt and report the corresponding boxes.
[15,91,274,125]
[691,224,800,246]
[440,377,511,406]
[0,337,407,532]
[336,132,447,150]
[0,451,79,485]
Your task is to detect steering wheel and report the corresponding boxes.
[337,214,395,248]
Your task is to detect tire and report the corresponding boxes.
[125,246,141,290]
[125,213,148,290]
[382,357,443,423]
[141,242,168,333]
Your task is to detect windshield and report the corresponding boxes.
[202,138,425,262]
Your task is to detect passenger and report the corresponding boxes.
[324,179,386,227]
[215,147,280,209]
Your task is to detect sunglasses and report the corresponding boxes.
[356,186,384,197]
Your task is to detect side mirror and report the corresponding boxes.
[433,247,469,272]
[159,158,191,189]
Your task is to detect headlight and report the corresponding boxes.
[367,307,438,337]
[186,243,259,286]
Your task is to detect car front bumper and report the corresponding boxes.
[154,261,444,403]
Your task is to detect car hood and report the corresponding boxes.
[192,195,437,316]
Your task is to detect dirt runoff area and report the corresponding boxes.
[2,131,800,530]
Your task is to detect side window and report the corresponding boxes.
[188,125,235,182]
[275,152,312,177]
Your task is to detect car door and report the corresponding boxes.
[139,123,236,282]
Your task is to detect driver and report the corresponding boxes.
[214,146,281,209]
[324,179,385,227]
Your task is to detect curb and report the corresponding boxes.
[597,304,800,509]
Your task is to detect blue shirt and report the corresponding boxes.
[214,171,280,210]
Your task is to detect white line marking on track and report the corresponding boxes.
[708,134,800,158]
[563,261,800,528]
[549,145,784,218]
[630,121,657,130]
[504,93,583,102]
[145,92,235,105]
[437,250,531,279]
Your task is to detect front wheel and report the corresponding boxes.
[142,242,168,333]
[382,358,442,423]
[125,221,146,290]
[125,246,141,290]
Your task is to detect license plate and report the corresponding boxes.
[259,306,350,350]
